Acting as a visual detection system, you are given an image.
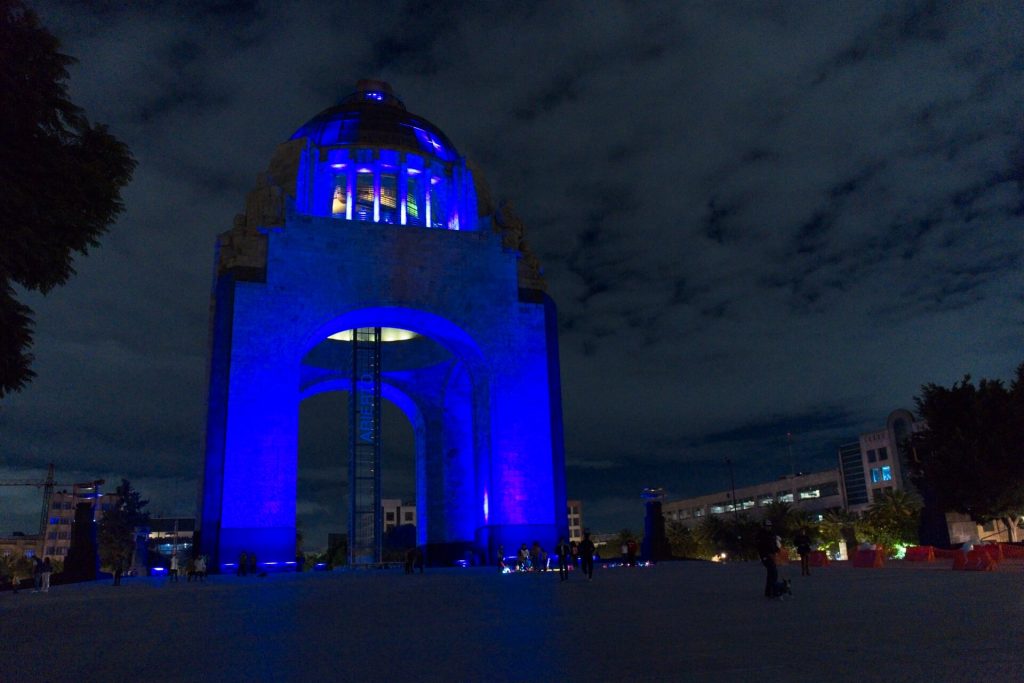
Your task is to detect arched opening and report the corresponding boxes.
[297,391,418,563]
[296,307,488,565]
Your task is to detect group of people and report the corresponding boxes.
[235,551,258,576]
[27,556,54,593]
[618,538,639,567]
[499,532,597,581]
[166,552,208,583]
[757,520,816,598]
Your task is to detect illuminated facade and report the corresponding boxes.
[567,499,584,542]
[838,409,922,513]
[42,483,119,559]
[662,470,844,528]
[199,81,566,569]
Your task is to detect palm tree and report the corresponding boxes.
[864,490,922,550]
[818,509,861,554]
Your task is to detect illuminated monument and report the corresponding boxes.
[199,80,566,569]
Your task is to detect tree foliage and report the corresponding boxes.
[0,552,34,585]
[861,490,922,550]
[911,364,1024,539]
[97,479,149,569]
[665,521,714,559]
[817,509,860,552]
[0,0,135,397]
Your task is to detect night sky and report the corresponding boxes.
[2,1,1022,546]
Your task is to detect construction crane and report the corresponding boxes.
[0,465,104,536]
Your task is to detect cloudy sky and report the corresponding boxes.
[2,1,1022,545]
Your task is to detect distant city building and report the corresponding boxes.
[0,533,42,559]
[42,481,120,558]
[381,499,416,533]
[837,409,923,513]
[663,470,844,527]
[567,500,583,542]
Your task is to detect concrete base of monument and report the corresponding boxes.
[4,560,1023,681]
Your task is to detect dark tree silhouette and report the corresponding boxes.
[98,479,150,570]
[0,0,135,397]
[911,364,1024,542]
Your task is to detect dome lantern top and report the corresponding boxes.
[290,80,459,163]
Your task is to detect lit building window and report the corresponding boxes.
[758,494,773,506]
[799,486,821,500]
[405,175,421,225]
[380,173,398,223]
[331,179,347,217]
[355,171,374,221]
[870,466,893,483]
[429,178,445,228]
[777,491,794,503]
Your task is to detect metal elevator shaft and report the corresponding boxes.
[348,327,383,565]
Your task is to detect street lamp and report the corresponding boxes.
[725,458,738,519]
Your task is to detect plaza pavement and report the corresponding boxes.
[2,558,1023,682]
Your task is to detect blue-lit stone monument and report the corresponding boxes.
[199,81,566,570]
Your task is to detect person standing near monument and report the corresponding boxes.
[556,537,571,581]
[194,554,206,581]
[32,556,43,592]
[40,557,52,593]
[579,532,596,581]
[756,520,781,598]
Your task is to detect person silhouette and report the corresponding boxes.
[579,532,596,580]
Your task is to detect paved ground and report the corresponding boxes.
[3,559,1023,682]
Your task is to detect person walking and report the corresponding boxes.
[169,552,180,582]
[757,520,782,598]
[579,532,596,581]
[795,528,812,577]
[40,557,52,593]
[555,537,571,581]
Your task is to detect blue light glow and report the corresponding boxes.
[203,91,565,570]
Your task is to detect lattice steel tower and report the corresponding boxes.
[349,327,382,565]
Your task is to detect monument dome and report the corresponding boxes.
[290,79,476,231]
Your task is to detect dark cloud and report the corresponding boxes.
[2,1,1023,542]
